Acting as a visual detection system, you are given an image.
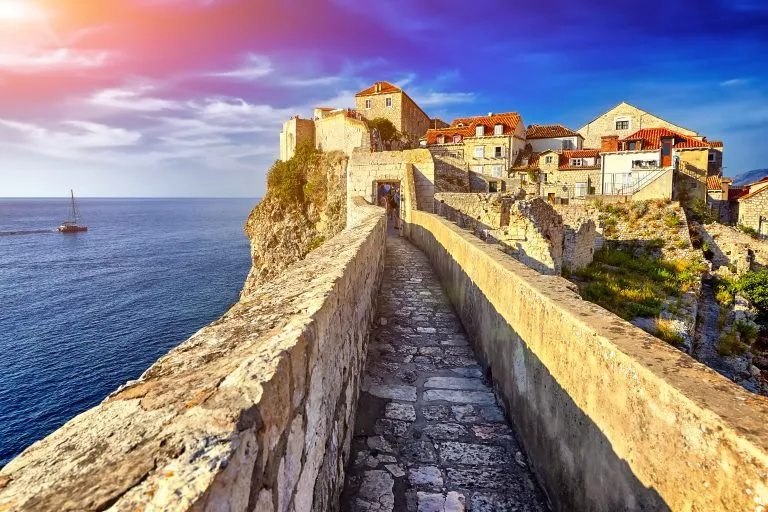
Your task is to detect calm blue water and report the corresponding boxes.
[0,198,256,466]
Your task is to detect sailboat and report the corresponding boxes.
[56,189,88,233]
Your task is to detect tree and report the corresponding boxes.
[368,117,399,143]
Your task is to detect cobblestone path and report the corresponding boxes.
[341,232,548,512]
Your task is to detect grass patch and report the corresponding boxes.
[655,318,685,347]
[739,224,759,238]
[574,247,705,320]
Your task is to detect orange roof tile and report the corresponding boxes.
[708,140,724,148]
[559,149,601,170]
[526,124,580,139]
[621,128,710,150]
[707,176,723,191]
[356,81,401,96]
[740,186,768,201]
[426,112,522,144]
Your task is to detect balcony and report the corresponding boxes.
[631,160,660,169]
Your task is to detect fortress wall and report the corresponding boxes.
[347,149,435,212]
[405,210,768,511]
[0,200,387,512]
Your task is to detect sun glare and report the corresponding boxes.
[0,1,42,22]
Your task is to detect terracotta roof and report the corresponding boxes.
[511,149,542,170]
[526,124,580,139]
[730,186,749,200]
[621,127,710,150]
[707,176,723,191]
[559,149,601,170]
[426,112,522,145]
[708,140,724,148]
[356,81,401,96]
[740,185,768,201]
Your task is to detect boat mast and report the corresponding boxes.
[70,189,79,222]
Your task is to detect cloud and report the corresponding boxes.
[0,48,107,72]
[208,53,273,80]
[411,91,476,107]
[0,119,141,158]
[720,78,750,87]
[90,86,180,111]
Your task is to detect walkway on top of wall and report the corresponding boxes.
[340,223,548,511]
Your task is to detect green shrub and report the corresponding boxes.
[687,199,717,224]
[663,212,681,228]
[734,320,758,345]
[739,224,759,238]
[734,270,768,324]
[718,331,748,356]
[675,238,690,249]
[631,200,649,219]
[368,117,399,143]
[647,238,665,250]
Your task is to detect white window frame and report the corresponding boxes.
[475,125,484,137]
[436,135,445,144]
[474,145,485,158]
[494,124,503,135]
[574,182,588,197]
[570,158,584,166]
[614,116,631,131]
[365,99,371,109]
[494,146,504,158]
[385,97,392,108]
[492,165,503,178]
[545,155,554,164]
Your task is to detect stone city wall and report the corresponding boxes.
[0,201,387,512]
[347,149,435,213]
[699,222,768,275]
[405,210,768,512]
[434,193,568,275]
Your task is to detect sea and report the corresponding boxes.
[0,198,256,467]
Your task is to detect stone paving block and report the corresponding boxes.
[416,491,466,512]
[385,403,416,422]
[365,383,418,401]
[409,466,444,487]
[452,404,506,423]
[422,405,452,421]
[449,367,483,378]
[424,377,486,391]
[356,470,395,511]
[438,442,507,465]
[375,419,412,437]
[423,423,468,440]
[423,389,496,404]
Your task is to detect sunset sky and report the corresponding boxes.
[0,0,767,197]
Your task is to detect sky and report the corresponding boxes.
[0,0,767,197]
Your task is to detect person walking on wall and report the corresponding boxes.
[392,186,401,229]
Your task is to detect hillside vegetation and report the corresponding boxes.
[241,143,347,296]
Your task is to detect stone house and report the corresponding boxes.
[525,124,584,152]
[599,128,710,201]
[355,81,430,142]
[736,177,768,235]
[707,175,732,223]
[511,148,601,202]
[424,112,526,180]
[279,108,370,162]
[578,101,698,149]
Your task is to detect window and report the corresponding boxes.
[474,146,485,158]
[492,165,503,177]
[436,135,445,144]
[542,173,549,183]
[562,139,574,150]
[545,155,554,164]
[574,182,588,197]
[453,134,462,144]
[615,120,630,130]
[627,141,637,150]
[570,158,584,166]
[709,151,716,163]
[365,99,371,109]
[494,146,504,158]
[494,124,504,135]
[385,97,392,108]
[476,125,484,137]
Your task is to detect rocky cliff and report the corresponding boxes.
[242,146,347,296]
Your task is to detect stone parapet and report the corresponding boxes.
[0,200,387,512]
[405,210,768,511]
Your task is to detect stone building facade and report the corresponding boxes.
[738,186,768,236]
[578,102,698,149]
[525,124,584,152]
[424,112,526,180]
[280,116,315,161]
[355,81,430,141]
[511,149,601,202]
[314,109,370,156]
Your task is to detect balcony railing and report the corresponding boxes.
[631,160,660,169]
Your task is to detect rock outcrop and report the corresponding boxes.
[242,150,347,296]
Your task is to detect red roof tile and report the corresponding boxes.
[730,186,749,200]
[740,185,768,201]
[559,149,601,170]
[525,124,580,139]
[426,112,522,144]
[708,140,724,148]
[356,81,401,96]
[707,176,723,191]
[621,128,710,150]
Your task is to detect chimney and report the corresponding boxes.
[374,82,381,93]
[601,135,619,152]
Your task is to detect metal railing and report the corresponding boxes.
[603,169,667,196]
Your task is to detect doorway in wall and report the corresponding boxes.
[375,180,402,233]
